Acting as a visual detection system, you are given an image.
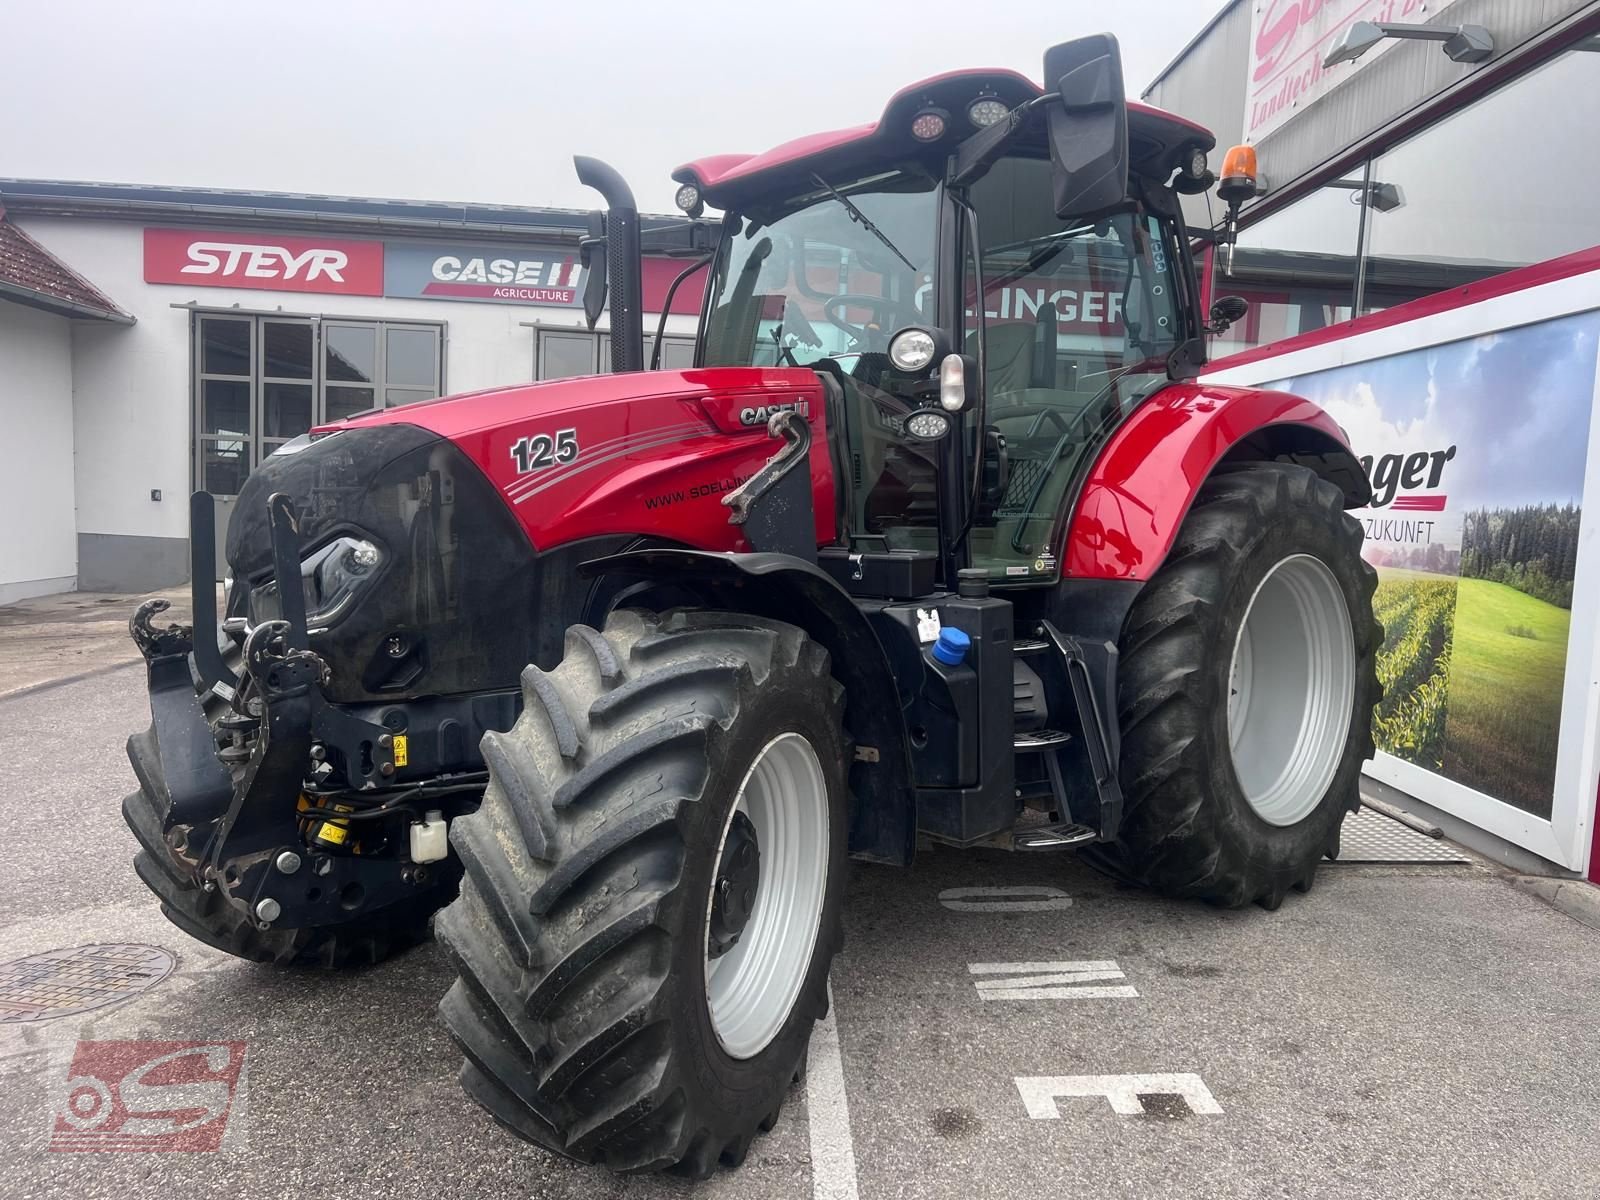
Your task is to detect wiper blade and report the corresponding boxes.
[809,172,917,273]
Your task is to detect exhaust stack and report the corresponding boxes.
[574,156,644,373]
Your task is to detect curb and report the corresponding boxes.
[1509,874,1600,932]
[0,658,144,704]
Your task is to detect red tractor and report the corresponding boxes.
[124,34,1378,1177]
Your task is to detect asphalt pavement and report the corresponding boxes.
[2,663,1598,1199]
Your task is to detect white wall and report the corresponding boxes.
[15,217,700,552]
[0,299,77,602]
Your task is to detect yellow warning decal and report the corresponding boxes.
[316,821,349,845]
[392,735,409,767]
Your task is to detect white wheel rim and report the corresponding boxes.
[1227,554,1356,827]
[705,731,829,1060]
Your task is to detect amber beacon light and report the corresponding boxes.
[1216,144,1260,275]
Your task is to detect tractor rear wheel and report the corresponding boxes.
[435,609,847,1177]
[1111,463,1380,908]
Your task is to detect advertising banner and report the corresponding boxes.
[1246,0,1461,143]
[1271,310,1600,819]
[143,228,383,296]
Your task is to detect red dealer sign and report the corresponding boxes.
[143,228,384,296]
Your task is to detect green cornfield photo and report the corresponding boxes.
[1371,568,1457,771]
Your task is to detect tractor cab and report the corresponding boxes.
[672,40,1217,588]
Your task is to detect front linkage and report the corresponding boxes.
[126,491,464,964]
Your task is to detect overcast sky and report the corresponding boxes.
[1,1,1212,215]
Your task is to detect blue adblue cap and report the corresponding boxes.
[930,627,971,666]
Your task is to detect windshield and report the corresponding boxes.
[703,172,945,544]
[702,173,938,370]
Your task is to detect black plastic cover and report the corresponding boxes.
[227,426,544,703]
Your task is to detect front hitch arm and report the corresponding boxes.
[130,599,192,660]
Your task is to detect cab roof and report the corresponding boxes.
[673,68,1213,210]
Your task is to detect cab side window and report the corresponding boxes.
[963,155,1180,575]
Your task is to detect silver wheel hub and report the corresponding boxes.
[1227,554,1356,827]
[705,732,829,1060]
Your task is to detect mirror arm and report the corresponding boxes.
[1166,336,1207,381]
[949,94,1054,188]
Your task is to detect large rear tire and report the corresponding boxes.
[1112,463,1380,908]
[435,609,847,1177]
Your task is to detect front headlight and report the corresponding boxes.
[248,535,385,630]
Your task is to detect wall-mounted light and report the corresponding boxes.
[1323,20,1494,68]
[1324,177,1406,213]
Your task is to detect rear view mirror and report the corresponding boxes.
[1042,34,1129,220]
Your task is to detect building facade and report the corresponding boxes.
[1148,1,1600,880]
[0,181,709,600]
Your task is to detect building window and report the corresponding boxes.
[322,320,442,420]
[193,313,442,498]
[1207,170,1365,358]
[534,329,694,378]
[537,329,604,379]
[1359,45,1599,313]
[1211,41,1600,360]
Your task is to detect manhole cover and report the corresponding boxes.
[0,944,176,1023]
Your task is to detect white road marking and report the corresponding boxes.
[937,885,1073,912]
[807,981,859,1200]
[1015,1073,1222,1118]
[968,960,1138,1000]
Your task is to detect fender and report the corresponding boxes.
[1062,381,1371,581]
[578,548,917,867]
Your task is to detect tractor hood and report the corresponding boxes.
[328,367,837,555]
[224,367,835,702]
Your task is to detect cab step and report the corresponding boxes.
[1014,637,1051,655]
[1014,821,1097,850]
[1015,728,1071,751]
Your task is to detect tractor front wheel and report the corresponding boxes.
[1112,463,1380,908]
[435,609,847,1177]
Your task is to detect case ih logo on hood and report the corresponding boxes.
[740,401,810,427]
[1361,445,1455,510]
[144,228,383,296]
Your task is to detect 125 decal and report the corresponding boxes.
[510,428,579,474]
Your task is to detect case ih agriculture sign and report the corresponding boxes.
[143,228,706,312]
[143,228,383,295]
[1246,0,1461,143]
[384,241,584,305]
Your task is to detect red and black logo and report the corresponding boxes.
[1360,445,1455,511]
